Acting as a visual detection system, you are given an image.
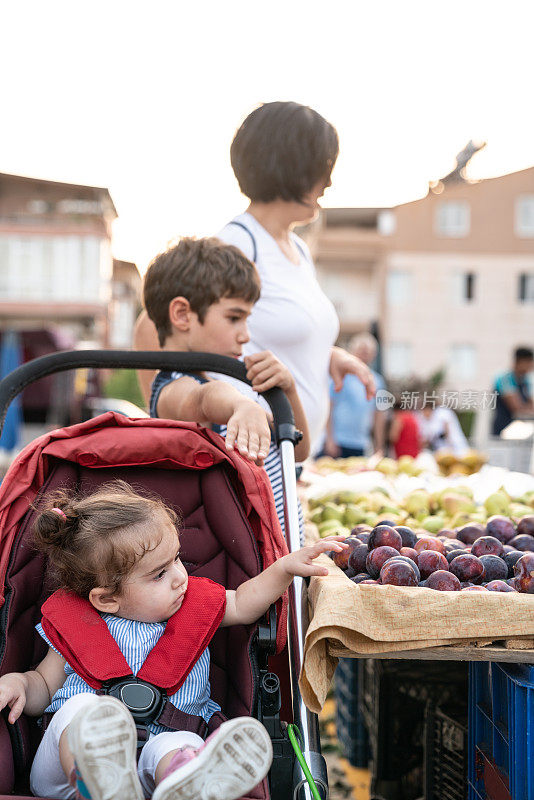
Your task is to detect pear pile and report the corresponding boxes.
[308,485,534,540]
[312,452,487,478]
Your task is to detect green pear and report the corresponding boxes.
[318,519,345,536]
[308,508,324,526]
[322,502,345,522]
[336,490,362,505]
[404,490,431,518]
[320,525,350,539]
[440,492,476,517]
[421,515,447,534]
[343,504,367,527]
[484,490,510,517]
[375,457,397,475]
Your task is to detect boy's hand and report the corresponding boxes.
[225,399,272,465]
[245,351,295,394]
[280,536,348,578]
[0,674,27,724]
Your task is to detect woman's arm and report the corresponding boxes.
[0,648,66,722]
[329,346,376,398]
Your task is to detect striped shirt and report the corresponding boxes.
[36,615,220,736]
[150,370,304,540]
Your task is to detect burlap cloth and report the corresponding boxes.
[299,554,534,713]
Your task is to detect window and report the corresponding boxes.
[385,343,412,378]
[452,271,476,304]
[386,271,413,306]
[435,201,470,237]
[378,210,396,236]
[515,196,534,238]
[518,273,534,302]
[449,344,477,381]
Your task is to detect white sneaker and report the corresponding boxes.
[67,696,144,800]
[152,716,273,800]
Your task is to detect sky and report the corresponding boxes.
[2,0,534,272]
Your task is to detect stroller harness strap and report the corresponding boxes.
[41,576,226,695]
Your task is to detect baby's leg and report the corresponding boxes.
[137,730,204,796]
[149,717,273,800]
[30,693,99,799]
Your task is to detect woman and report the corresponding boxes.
[134,101,374,454]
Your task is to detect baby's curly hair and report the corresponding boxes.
[33,480,181,598]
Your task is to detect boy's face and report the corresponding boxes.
[188,297,253,358]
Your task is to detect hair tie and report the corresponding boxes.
[51,507,67,521]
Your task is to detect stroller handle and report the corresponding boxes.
[0,350,297,442]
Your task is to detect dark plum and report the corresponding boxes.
[355,532,371,545]
[368,525,402,552]
[446,549,466,564]
[449,554,485,584]
[386,556,421,581]
[503,545,517,554]
[437,529,457,539]
[509,534,534,552]
[478,554,508,582]
[375,519,396,528]
[380,560,419,586]
[331,536,361,571]
[486,515,516,543]
[457,523,486,545]
[399,546,419,564]
[414,536,447,555]
[471,536,504,558]
[444,539,467,551]
[461,585,489,592]
[350,573,373,584]
[347,544,369,575]
[350,524,372,536]
[394,526,417,548]
[486,580,517,592]
[417,550,449,579]
[504,550,524,578]
[513,553,534,593]
[517,516,534,537]
[426,571,461,591]
[366,546,401,578]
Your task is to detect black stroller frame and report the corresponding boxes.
[0,350,328,800]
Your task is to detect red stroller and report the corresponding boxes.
[0,351,328,800]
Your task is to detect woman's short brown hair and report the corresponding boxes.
[143,236,261,346]
[230,101,339,203]
[34,480,180,598]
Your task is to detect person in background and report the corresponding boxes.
[492,346,534,435]
[133,101,375,457]
[324,333,386,458]
[418,403,469,455]
[388,398,420,459]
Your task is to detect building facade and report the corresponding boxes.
[0,172,117,344]
[311,164,534,395]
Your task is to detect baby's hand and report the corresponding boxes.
[245,351,295,394]
[225,399,272,466]
[0,674,27,724]
[281,536,348,578]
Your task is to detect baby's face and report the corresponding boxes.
[115,515,188,623]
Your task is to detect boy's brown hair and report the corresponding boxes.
[34,480,181,598]
[144,236,261,346]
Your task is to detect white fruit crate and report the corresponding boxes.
[485,436,534,474]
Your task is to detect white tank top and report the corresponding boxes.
[218,212,340,454]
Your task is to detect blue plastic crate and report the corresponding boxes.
[334,657,369,768]
[469,661,534,800]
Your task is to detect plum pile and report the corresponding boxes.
[329,516,534,593]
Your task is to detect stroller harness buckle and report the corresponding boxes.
[101,677,166,725]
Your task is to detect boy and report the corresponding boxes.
[143,236,309,534]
